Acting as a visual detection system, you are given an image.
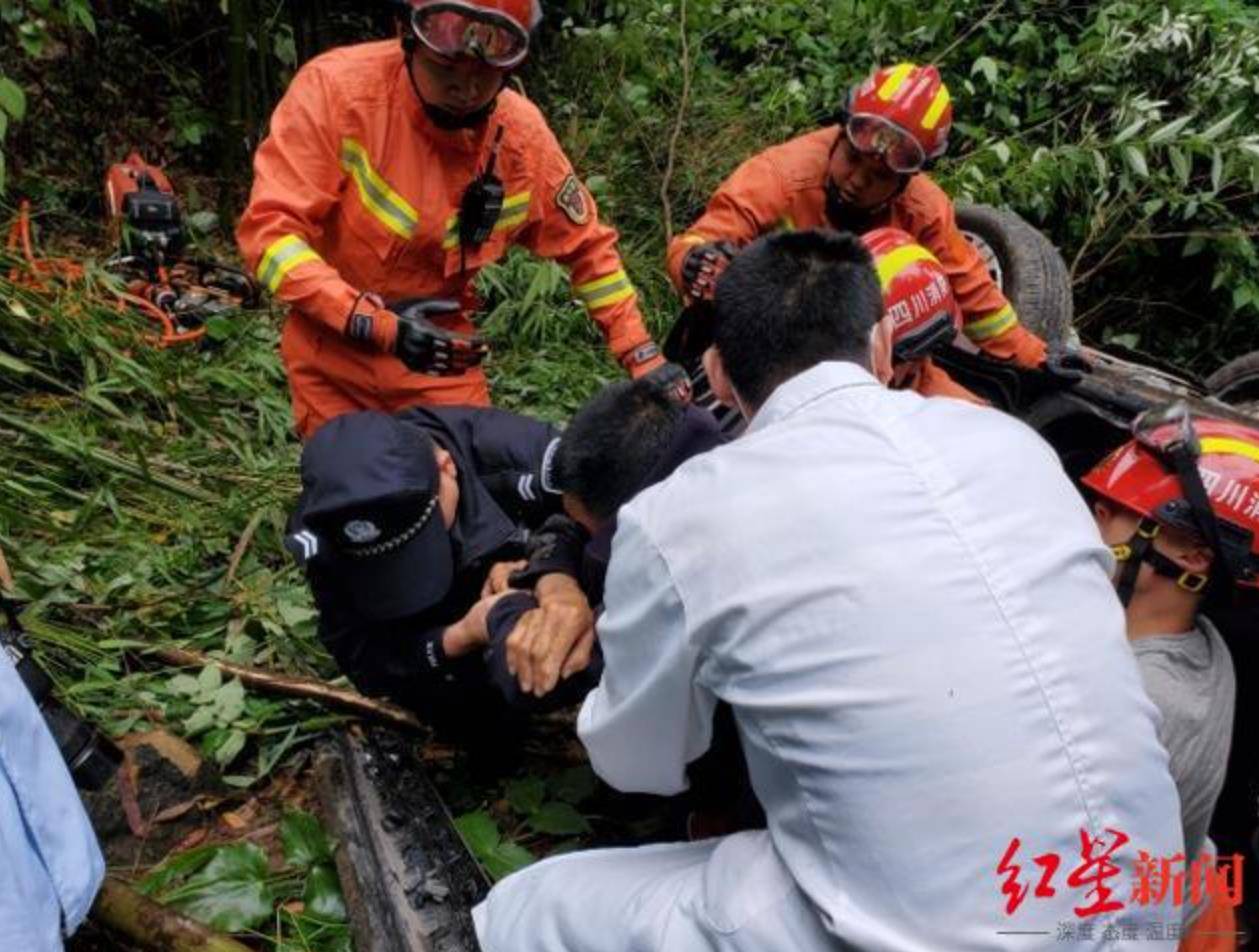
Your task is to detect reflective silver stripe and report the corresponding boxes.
[540,437,561,493]
[581,277,633,306]
[257,235,321,293]
[339,139,419,240]
[575,269,635,309]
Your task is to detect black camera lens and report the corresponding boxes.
[40,702,123,791]
[1,617,122,792]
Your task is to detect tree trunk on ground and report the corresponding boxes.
[91,878,254,952]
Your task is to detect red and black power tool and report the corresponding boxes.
[103,152,258,346]
[104,152,185,266]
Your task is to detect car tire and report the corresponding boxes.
[1206,352,1259,414]
[956,204,1075,349]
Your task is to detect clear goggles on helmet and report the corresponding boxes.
[1132,400,1200,458]
[845,113,926,174]
[411,2,530,69]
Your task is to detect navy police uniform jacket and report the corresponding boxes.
[293,406,563,713]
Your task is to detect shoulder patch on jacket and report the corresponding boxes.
[555,174,590,225]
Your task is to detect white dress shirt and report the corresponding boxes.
[476,360,1184,952]
[581,361,1182,947]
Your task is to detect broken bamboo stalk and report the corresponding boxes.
[154,646,424,732]
[91,877,255,952]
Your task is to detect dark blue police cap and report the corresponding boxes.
[288,411,453,621]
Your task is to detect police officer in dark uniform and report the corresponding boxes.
[286,407,597,735]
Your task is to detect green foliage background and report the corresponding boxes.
[529,0,1259,371]
[4,0,1259,370]
[0,0,1258,944]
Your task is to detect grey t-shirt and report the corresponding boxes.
[1131,615,1236,864]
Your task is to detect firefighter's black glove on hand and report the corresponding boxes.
[510,514,591,590]
[392,297,489,375]
[1040,345,1092,386]
[642,361,694,406]
[681,241,738,301]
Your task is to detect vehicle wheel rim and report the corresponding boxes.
[961,230,1004,292]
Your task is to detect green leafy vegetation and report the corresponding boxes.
[455,765,599,880]
[533,0,1259,370]
[136,810,348,949]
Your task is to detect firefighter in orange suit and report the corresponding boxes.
[238,0,669,438]
[667,63,1048,369]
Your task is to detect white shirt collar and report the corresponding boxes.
[744,360,880,435]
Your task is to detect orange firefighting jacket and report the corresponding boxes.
[238,41,658,438]
[666,126,1047,369]
[899,357,986,405]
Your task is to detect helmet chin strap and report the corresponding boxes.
[405,46,502,131]
[1111,518,1209,608]
[824,177,908,232]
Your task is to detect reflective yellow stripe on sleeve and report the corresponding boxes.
[256,235,323,294]
[442,191,532,250]
[575,269,635,310]
[339,139,419,240]
[964,303,1018,341]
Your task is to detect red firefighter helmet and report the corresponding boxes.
[1082,410,1259,589]
[846,63,953,173]
[408,0,542,68]
[862,228,961,362]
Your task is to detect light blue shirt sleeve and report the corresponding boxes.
[0,652,105,950]
[577,508,717,796]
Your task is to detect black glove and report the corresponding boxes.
[642,361,693,406]
[391,297,490,375]
[509,514,591,590]
[681,240,738,301]
[1040,345,1092,386]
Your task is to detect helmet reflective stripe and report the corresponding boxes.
[1200,437,1259,466]
[1082,411,1259,590]
[876,63,915,101]
[921,87,952,131]
[848,63,953,163]
[874,244,939,290]
[862,227,962,363]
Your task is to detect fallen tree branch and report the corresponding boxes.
[222,509,265,593]
[153,646,424,732]
[659,0,691,245]
[91,877,255,952]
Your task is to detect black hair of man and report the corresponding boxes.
[552,378,685,523]
[713,229,882,409]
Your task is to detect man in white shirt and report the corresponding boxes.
[474,230,1183,950]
